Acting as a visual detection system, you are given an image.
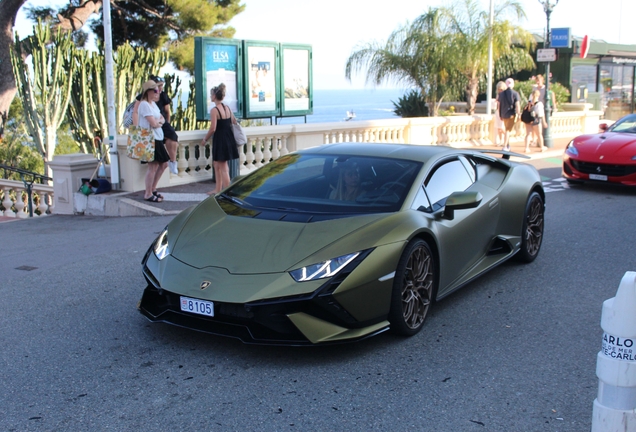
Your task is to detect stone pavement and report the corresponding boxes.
[0,136,572,222]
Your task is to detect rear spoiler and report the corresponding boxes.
[466,149,530,160]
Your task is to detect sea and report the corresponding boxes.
[278,88,405,124]
[178,88,406,124]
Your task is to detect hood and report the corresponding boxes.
[169,198,387,274]
[575,132,636,163]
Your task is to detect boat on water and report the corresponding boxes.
[344,111,356,121]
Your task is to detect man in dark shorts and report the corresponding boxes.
[150,76,179,175]
[497,78,521,151]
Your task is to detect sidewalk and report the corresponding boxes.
[0,136,570,222]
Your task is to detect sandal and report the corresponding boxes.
[152,191,163,199]
[144,195,162,203]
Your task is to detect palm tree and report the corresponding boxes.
[433,0,536,114]
[345,9,460,117]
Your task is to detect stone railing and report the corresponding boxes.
[0,179,54,218]
[109,109,602,192]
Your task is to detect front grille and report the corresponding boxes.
[570,160,636,177]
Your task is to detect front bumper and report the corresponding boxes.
[138,284,389,346]
[563,156,636,186]
[138,248,390,345]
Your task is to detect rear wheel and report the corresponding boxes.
[516,192,544,263]
[389,239,436,336]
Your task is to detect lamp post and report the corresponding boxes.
[539,0,558,148]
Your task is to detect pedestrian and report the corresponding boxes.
[201,83,239,195]
[132,76,179,175]
[136,80,169,202]
[529,89,548,152]
[521,95,536,152]
[497,78,521,152]
[494,81,507,146]
[532,74,557,115]
[150,75,180,175]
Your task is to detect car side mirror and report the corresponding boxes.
[443,191,483,220]
[599,123,609,132]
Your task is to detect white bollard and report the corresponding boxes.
[592,271,636,431]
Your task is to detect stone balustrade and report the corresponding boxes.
[0,108,606,219]
[0,179,54,218]
[109,109,602,193]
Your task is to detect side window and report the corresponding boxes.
[424,159,474,211]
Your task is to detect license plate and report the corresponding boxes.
[589,173,607,181]
[180,296,214,317]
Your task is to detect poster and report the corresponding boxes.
[283,48,310,112]
[247,46,277,113]
[205,44,239,113]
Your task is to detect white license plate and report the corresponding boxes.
[589,173,607,181]
[180,296,214,317]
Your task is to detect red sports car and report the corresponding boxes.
[562,114,636,186]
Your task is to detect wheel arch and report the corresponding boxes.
[408,230,441,301]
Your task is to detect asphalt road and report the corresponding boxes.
[1,163,635,431]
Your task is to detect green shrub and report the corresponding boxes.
[392,90,429,118]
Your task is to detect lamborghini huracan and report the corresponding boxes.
[138,143,545,345]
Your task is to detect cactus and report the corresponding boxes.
[10,22,76,178]
[172,79,209,131]
[65,43,169,158]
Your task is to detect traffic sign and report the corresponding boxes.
[551,28,571,48]
[537,48,558,62]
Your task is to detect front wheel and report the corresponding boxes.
[516,191,544,263]
[389,239,436,336]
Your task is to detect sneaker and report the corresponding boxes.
[169,160,178,175]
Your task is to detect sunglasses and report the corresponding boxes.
[153,88,160,93]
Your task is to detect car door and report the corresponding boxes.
[422,156,500,294]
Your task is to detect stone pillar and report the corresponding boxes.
[48,154,98,215]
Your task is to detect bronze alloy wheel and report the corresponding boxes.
[517,191,544,263]
[389,239,436,336]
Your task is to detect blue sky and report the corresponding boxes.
[14,0,636,90]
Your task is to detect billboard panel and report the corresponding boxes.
[194,38,243,120]
[281,44,313,116]
[244,41,280,117]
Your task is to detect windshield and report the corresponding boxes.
[222,154,422,215]
[609,114,636,134]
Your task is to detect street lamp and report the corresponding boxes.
[538,0,558,148]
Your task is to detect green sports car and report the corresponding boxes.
[138,143,545,345]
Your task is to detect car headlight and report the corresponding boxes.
[154,229,170,260]
[290,252,360,282]
[565,140,579,157]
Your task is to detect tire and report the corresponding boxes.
[516,191,544,263]
[389,239,436,336]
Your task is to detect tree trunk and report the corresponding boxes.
[465,76,479,115]
[55,0,103,32]
[0,0,26,134]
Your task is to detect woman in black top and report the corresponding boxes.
[201,83,239,195]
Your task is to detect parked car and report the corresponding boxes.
[138,143,545,345]
[563,113,636,185]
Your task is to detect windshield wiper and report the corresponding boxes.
[217,193,249,207]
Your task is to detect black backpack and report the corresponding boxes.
[521,102,534,124]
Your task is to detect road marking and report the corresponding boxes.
[543,177,571,193]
